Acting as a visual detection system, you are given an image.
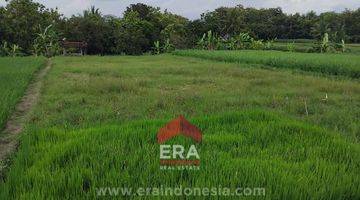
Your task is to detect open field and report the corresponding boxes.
[1,111,359,199]
[272,42,360,54]
[173,50,360,79]
[0,57,45,130]
[18,55,360,139]
[0,55,359,199]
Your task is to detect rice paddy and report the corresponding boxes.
[0,57,45,130]
[173,50,360,78]
[0,54,359,199]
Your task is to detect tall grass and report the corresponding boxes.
[30,55,360,139]
[0,57,45,130]
[173,50,360,78]
[1,111,359,199]
[1,56,359,199]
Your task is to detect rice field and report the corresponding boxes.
[272,41,360,54]
[173,50,360,78]
[0,57,45,130]
[0,55,359,199]
[1,111,359,199]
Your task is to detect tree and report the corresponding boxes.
[343,9,360,42]
[63,6,108,55]
[2,0,61,54]
[34,24,60,57]
[117,11,150,55]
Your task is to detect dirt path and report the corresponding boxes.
[0,59,52,175]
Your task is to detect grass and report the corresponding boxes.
[272,41,360,54]
[0,55,359,199]
[173,50,360,78]
[0,57,45,130]
[1,111,359,199]
[25,55,360,139]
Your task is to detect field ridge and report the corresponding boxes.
[0,59,51,176]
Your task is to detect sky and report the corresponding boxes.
[0,0,359,19]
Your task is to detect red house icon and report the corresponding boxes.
[157,115,202,144]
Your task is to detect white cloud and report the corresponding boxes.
[1,0,359,19]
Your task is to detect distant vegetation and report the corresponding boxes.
[174,50,360,78]
[0,0,359,55]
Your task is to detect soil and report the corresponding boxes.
[0,59,51,177]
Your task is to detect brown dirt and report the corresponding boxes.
[0,59,52,176]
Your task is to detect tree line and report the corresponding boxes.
[0,0,359,55]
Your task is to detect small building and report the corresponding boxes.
[61,40,87,56]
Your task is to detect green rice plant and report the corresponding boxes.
[173,49,360,78]
[0,57,45,130]
[21,55,360,139]
[1,111,359,199]
[1,55,358,199]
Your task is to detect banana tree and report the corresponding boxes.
[320,33,330,53]
[163,39,174,53]
[153,41,161,54]
[34,24,60,57]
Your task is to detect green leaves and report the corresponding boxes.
[153,39,174,54]
[33,24,60,57]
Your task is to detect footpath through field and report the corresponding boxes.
[0,59,52,176]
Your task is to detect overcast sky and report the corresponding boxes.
[1,0,359,19]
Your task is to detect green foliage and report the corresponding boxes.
[235,32,253,49]
[153,41,161,54]
[34,25,60,57]
[9,44,21,57]
[0,57,45,130]
[163,38,174,53]
[0,42,10,56]
[174,50,360,79]
[153,39,174,54]
[250,40,264,50]
[341,39,347,52]
[197,30,218,50]
[320,33,330,53]
[311,33,350,53]
[197,31,268,51]
[0,42,22,57]
[1,0,61,54]
[264,39,275,50]
[286,42,296,52]
[16,55,360,138]
[1,1,360,55]
[333,39,348,53]
[1,111,360,199]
